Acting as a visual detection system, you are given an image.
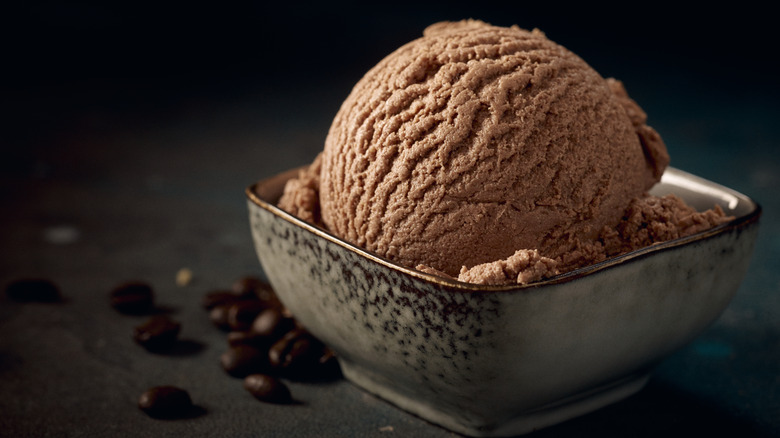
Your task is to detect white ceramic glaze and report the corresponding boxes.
[246,167,760,437]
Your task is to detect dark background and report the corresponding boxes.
[4,1,779,157]
[1,2,778,437]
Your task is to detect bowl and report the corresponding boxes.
[245,167,760,437]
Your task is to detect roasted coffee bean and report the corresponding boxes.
[268,328,323,374]
[226,331,264,348]
[138,386,193,419]
[110,282,154,314]
[5,279,61,302]
[243,374,292,404]
[134,315,181,351]
[254,286,283,310]
[285,343,340,381]
[209,305,232,331]
[232,276,282,309]
[231,276,267,300]
[221,345,269,378]
[201,290,241,310]
[226,300,266,332]
[250,308,295,341]
[316,348,343,380]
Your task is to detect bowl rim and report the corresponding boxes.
[246,167,761,292]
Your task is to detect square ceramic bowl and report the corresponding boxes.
[246,167,760,437]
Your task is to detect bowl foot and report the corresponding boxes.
[340,359,650,437]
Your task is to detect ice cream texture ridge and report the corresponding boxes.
[278,20,731,285]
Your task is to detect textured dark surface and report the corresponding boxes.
[1,3,778,437]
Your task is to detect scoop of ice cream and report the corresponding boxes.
[317,20,669,276]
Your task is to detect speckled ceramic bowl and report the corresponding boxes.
[246,167,760,437]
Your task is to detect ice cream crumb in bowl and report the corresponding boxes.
[246,166,759,436]
[245,19,761,437]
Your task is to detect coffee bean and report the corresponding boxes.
[138,386,193,419]
[209,305,232,331]
[232,276,282,309]
[5,279,61,302]
[285,337,316,365]
[110,282,154,314]
[134,315,181,352]
[226,300,266,332]
[205,278,342,386]
[243,374,292,404]
[232,276,267,300]
[255,287,283,310]
[316,348,343,380]
[226,331,265,348]
[250,308,295,341]
[268,328,322,374]
[221,345,269,378]
[201,290,242,310]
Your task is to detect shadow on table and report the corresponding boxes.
[531,378,768,437]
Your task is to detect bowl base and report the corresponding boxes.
[340,359,650,437]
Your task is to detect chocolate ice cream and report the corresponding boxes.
[279,20,730,285]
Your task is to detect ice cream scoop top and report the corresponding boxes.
[316,20,669,276]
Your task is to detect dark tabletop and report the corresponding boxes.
[1,3,778,437]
